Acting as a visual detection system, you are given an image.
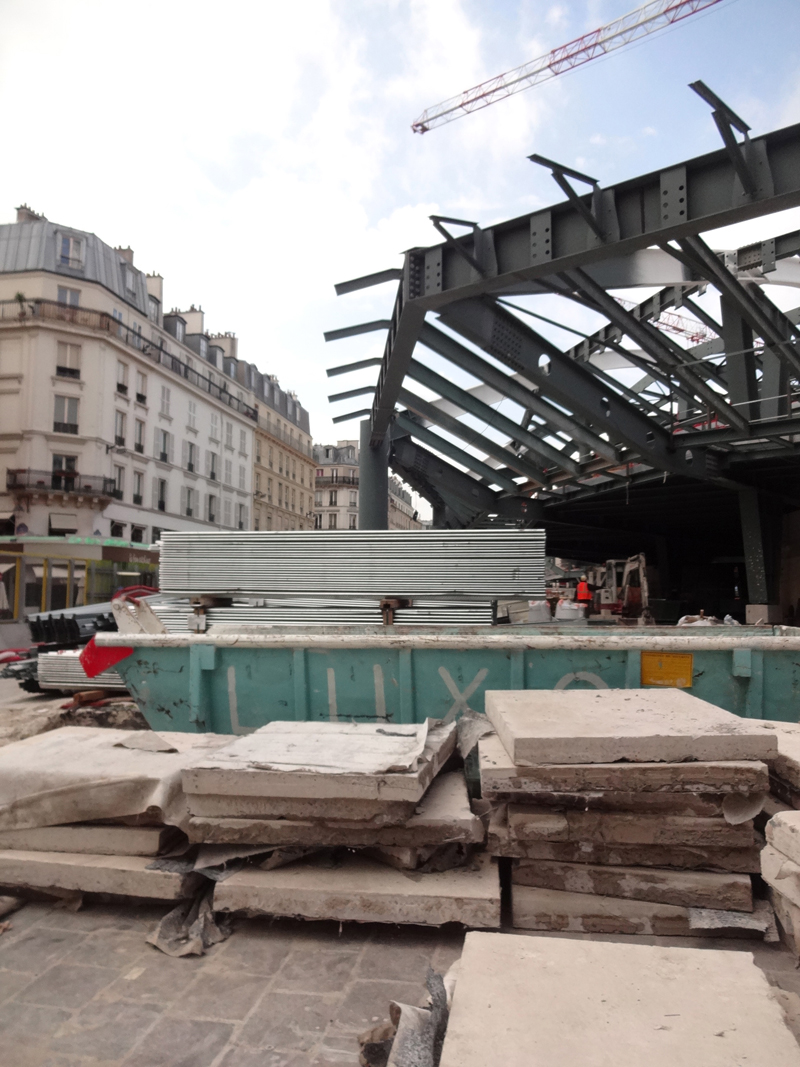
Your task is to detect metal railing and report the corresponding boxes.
[0,298,258,422]
[257,415,313,457]
[315,475,359,486]
[7,469,116,496]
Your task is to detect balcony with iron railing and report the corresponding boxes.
[0,298,258,422]
[7,469,116,497]
[257,415,313,457]
[315,474,359,487]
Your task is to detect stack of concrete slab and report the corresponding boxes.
[181,719,499,927]
[481,689,776,937]
[439,932,800,1067]
[0,727,228,901]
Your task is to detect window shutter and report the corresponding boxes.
[205,449,211,476]
[153,426,160,458]
[180,486,187,514]
[151,477,158,509]
[204,493,209,521]
[243,506,249,529]
[182,439,188,468]
[168,432,175,464]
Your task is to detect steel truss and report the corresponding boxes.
[326,88,800,527]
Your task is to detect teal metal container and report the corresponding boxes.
[95,627,800,734]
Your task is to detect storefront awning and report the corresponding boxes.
[49,512,78,532]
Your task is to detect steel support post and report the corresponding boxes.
[358,419,390,529]
[720,297,758,422]
[738,487,769,604]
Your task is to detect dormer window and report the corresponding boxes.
[199,337,207,359]
[148,295,160,323]
[59,236,84,268]
[176,320,185,343]
[125,265,136,293]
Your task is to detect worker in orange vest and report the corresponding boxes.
[576,574,593,605]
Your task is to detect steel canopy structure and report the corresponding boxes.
[325,88,800,607]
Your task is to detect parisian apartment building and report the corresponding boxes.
[313,440,422,530]
[0,205,313,545]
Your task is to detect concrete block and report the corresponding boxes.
[182,719,456,802]
[512,858,753,911]
[0,850,201,899]
[478,735,769,795]
[767,810,800,865]
[439,932,800,1067]
[762,844,800,910]
[506,806,754,847]
[186,793,416,823]
[769,886,800,955]
[485,689,777,766]
[487,808,760,871]
[511,885,774,939]
[186,771,484,847]
[213,852,500,927]
[0,824,177,856]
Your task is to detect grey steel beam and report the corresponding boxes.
[438,298,720,482]
[358,420,389,530]
[393,413,519,493]
[327,358,383,377]
[334,268,402,296]
[678,413,800,445]
[738,488,769,603]
[328,385,376,403]
[368,274,427,446]
[564,267,748,430]
[420,321,618,460]
[406,357,580,475]
[404,122,800,312]
[324,320,391,342]
[677,235,800,376]
[398,386,550,484]
[720,298,758,422]
[389,435,498,527]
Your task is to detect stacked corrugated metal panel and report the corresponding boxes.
[37,650,128,692]
[148,596,494,631]
[158,530,546,599]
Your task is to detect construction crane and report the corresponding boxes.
[412,0,724,134]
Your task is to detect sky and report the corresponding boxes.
[1,0,799,517]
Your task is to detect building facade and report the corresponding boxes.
[0,206,312,545]
[313,440,421,531]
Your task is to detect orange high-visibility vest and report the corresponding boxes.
[576,581,592,601]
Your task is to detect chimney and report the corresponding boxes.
[16,204,45,223]
[115,246,134,264]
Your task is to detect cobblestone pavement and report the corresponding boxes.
[2,896,800,1066]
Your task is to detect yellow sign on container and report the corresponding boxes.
[640,651,694,688]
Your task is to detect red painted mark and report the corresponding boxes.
[79,637,134,678]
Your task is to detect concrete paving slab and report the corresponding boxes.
[762,720,800,791]
[770,886,800,955]
[186,793,417,822]
[182,720,456,802]
[485,689,778,766]
[214,852,500,927]
[769,811,800,865]
[187,771,484,847]
[0,850,202,899]
[512,858,753,910]
[0,823,176,856]
[478,734,768,794]
[506,806,754,847]
[512,885,774,938]
[487,806,761,869]
[439,932,800,1067]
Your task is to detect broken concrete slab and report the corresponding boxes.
[487,808,760,870]
[762,844,800,910]
[485,689,777,766]
[0,726,228,831]
[506,806,754,847]
[760,719,800,790]
[767,811,800,865]
[186,771,484,847]
[439,932,800,1067]
[478,734,768,795]
[186,793,416,823]
[0,849,201,899]
[182,719,456,802]
[0,823,177,856]
[512,858,753,911]
[511,885,773,938]
[213,851,500,927]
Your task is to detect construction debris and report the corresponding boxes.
[438,933,800,1067]
[481,688,773,937]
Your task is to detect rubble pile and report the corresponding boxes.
[479,688,777,938]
